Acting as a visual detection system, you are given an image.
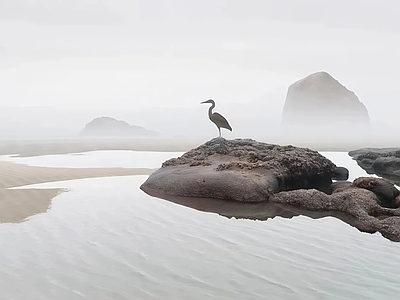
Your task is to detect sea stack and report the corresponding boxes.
[281,71,370,126]
[80,117,159,137]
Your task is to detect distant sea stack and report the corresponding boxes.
[80,117,159,137]
[281,72,370,126]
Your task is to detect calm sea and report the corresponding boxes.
[1,150,399,300]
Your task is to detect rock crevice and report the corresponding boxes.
[141,138,400,242]
[150,138,339,201]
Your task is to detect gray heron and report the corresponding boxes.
[201,99,232,137]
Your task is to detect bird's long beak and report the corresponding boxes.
[200,100,208,104]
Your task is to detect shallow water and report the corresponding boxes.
[0,150,184,169]
[1,151,399,299]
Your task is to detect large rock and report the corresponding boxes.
[141,138,400,242]
[141,138,344,202]
[80,117,159,137]
[281,71,369,126]
[349,148,400,185]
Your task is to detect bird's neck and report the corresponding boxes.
[208,103,215,118]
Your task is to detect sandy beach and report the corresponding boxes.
[0,137,199,223]
[0,159,154,223]
[0,137,398,158]
[0,138,201,157]
[0,137,398,223]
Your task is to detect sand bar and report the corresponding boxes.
[1,137,399,157]
[0,160,153,223]
[0,138,202,157]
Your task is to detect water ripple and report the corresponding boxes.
[0,171,399,299]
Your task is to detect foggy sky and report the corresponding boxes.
[0,0,399,138]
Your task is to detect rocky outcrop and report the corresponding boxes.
[349,148,400,186]
[141,138,345,202]
[269,181,400,241]
[281,71,369,126]
[141,138,400,242]
[80,117,159,137]
[353,177,400,208]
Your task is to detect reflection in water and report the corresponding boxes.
[1,176,400,300]
[143,151,400,242]
[143,189,400,242]
[144,189,299,221]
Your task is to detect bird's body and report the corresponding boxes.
[201,99,232,137]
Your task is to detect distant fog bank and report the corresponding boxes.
[0,105,398,151]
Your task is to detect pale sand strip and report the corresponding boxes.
[0,160,154,223]
[0,138,201,157]
[0,137,398,157]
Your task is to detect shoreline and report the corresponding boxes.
[0,160,153,223]
[0,137,398,158]
[0,137,398,223]
[0,138,202,157]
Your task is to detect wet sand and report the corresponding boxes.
[0,160,153,223]
[0,138,196,223]
[0,137,397,223]
[1,136,398,158]
[0,138,201,157]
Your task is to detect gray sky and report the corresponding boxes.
[0,0,399,130]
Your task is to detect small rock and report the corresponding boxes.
[332,166,349,180]
[349,148,400,185]
[353,177,400,208]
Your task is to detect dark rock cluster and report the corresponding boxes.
[161,138,338,193]
[141,138,400,241]
[349,148,400,186]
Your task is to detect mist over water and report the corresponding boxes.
[0,1,399,143]
[1,1,400,299]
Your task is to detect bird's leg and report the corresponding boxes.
[218,128,221,138]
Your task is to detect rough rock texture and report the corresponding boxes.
[349,148,400,185]
[269,181,400,242]
[353,177,399,208]
[144,179,400,242]
[80,117,159,137]
[141,138,343,202]
[281,71,369,126]
[332,166,349,181]
[141,138,400,242]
